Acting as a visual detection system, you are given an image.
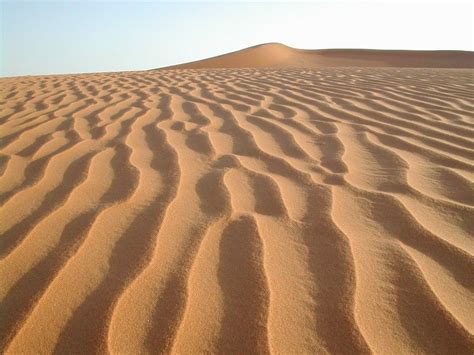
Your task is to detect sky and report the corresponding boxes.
[1,1,473,77]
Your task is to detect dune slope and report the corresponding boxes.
[0,66,473,354]
[161,43,474,69]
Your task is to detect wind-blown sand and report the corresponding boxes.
[1,44,473,354]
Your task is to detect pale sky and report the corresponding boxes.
[1,1,473,77]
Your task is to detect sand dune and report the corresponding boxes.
[1,61,474,354]
[162,43,474,69]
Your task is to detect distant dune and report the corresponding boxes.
[162,43,474,69]
[1,44,473,354]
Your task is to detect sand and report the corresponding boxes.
[0,44,473,354]
[163,43,474,69]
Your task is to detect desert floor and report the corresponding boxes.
[0,67,473,354]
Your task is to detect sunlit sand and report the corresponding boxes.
[1,43,473,354]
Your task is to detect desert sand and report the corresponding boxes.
[163,43,474,69]
[0,44,473,354]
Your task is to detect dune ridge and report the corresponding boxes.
[161,43,474,69]
[1,66,473,354]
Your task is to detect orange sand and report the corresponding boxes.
[1,44,473,354]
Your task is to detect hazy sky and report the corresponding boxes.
[1,1,473,77]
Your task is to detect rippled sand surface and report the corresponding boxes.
[1,67,473,354]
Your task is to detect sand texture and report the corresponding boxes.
[1,63,474,354]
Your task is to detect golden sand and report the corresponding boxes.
[1,45,473,354]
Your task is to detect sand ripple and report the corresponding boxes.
[1,68,473,354]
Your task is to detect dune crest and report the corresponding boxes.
[1,65,473,354]
[161,42,474,69]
